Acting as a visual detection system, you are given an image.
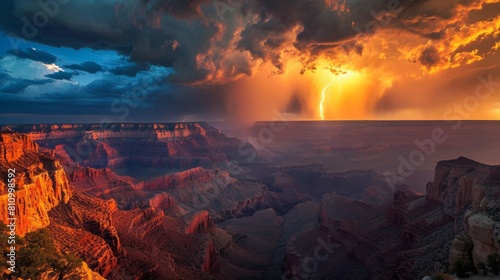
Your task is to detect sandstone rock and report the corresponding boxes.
[79,261,106,280]
[7,123,242,171]
[49,223,117,277]
[426,157,500,216]
[136,167,219,191]
[0,132,72,236]
[449,234,473,266]
[466,212,500,265]
[183,210,213,234]
[48,192,122,277]
[111,207,213,279]
[0,132,38,162]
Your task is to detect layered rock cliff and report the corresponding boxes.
[426,157,493,216]
[111,207,215,279]
[426,157,500,266]
[136,167,218,191]
[6,123,242,172]
[48,193,121,277]
[0,131,72,236]
[291,157,500,279]
[183,210,213,234]
[0,129,38,162]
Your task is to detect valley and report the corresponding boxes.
[1,121,500,279]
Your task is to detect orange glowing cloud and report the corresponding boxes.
[179,0,500,121]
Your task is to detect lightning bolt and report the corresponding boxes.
[319,77,338,120]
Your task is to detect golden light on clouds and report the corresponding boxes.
[197,0,500,122]
[313,63,364,120]
[44,63,63,72]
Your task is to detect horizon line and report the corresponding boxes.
[1,119,500,126]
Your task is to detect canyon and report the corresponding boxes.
[0,122,499,279]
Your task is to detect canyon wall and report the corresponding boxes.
[290,157,500,279]
[427,157,500,266]
[0,131,72,236]
[136,167,217,191]
[48,193,122,277]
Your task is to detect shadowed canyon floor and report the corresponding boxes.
[1,121,500,279]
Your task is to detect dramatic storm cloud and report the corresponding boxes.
[64,61,104,74]
[0,0,499,123]
[6,47,57,64]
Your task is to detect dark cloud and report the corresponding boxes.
[6,48,57,64]
[0,0,222,84]
[64,61,104,74]
[0,72,9,82]
[417,45,442,68]
[45,71,73,80]
[84,78,132,97]
[0,77,53,93]
[374,91,397,112]
[136,0,212,19]
[0,0,495,84]
[0,77,229,123]
[109,63,150,77]
[285,94,302,114]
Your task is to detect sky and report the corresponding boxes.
[0,0,499,124]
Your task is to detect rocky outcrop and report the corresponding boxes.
[0,131,72,236]
[48,193,121,277]
[147,192,181,214]
[67,167,134,189]
[49,224,117,277]
[201,239,217,273]
[464,197,500,265]
[183,210,213,234]
[6,123,242,171]
[311,157,500,279]
[7,123,208,141]
[111,207,214,279]
[449,234,473,266]
[319,193,372,227]
[66,166,139,209]
[0,131,121,276]
[136,167,218,191]
[78,261,106,280]
[426,156,491,216]
[425,157,500,267]
[0,130,38,162]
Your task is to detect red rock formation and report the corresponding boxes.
[81,141,120,168]
[0,130,38,162]
[183,210,213,234]
[67,167,134,193]
[136,167,216,191]
[0,126,248,279]
[111,207,214,279]
[426,156,491,215]
[148,192,180,214]
[7,123,242,179]
[8,123,208,140]
[201,239,217,273]
[0,131,72,236]
[312,157,500,279]
[48,192,121,277]
[424,157,500,267]
[49,224,117,277]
